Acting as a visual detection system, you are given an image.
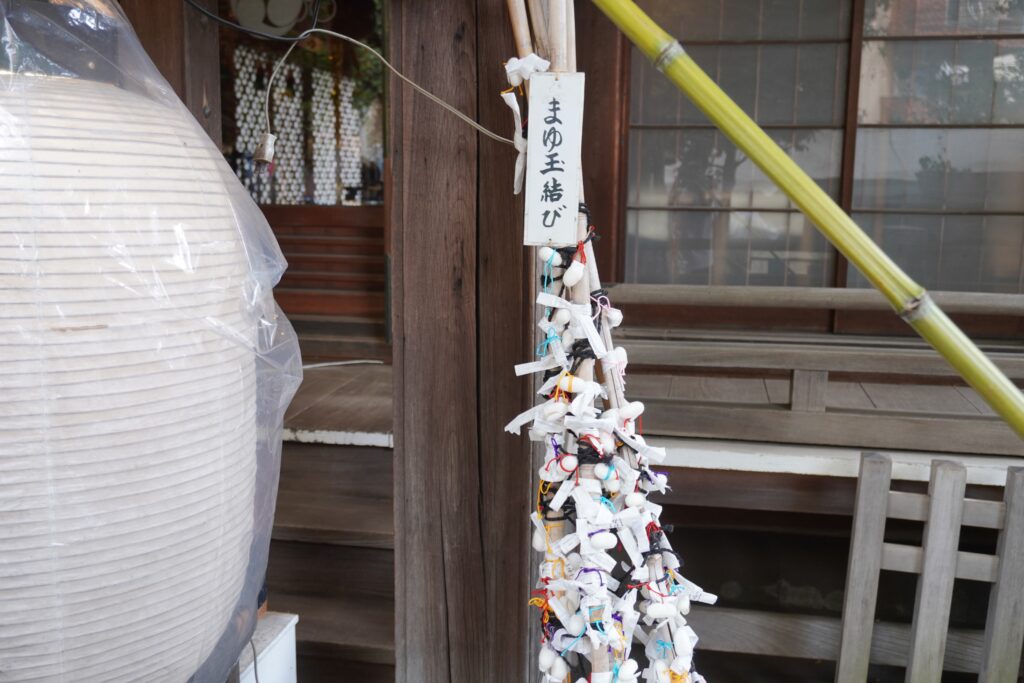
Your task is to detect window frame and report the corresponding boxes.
[598,0,1024,338]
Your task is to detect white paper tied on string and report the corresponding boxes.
[500,53,551,194]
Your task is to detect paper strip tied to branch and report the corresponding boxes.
[504,73,717,683]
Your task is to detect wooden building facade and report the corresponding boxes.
[121,0,1023,680]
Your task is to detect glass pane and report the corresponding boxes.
[625,209,835,286]
[637,0,851,40]
[853,128,1024,212]
[719,0,764,41]
[848,213,1024,292]
[629,128,842,209]
[630,47,683,125]
[865,0,1024,36]
[633,45,847,126]
[858,39,1024,124]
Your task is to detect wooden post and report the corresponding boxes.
[979,467,1024,683]
[905,460,967,683]
[391,1,533,681]
[390,2,485,681]
[835,453,892,683]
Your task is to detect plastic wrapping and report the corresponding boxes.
[0,2,302,681]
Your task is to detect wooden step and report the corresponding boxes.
[279,270,386,291]
[274,492,393,548]
[298,334,392,363]
[262,205,384,231]
[283,369,393,437]
[284,253,386,274]
[267,541,394,600]
[276,288,385,317]
[288,313,387,339]
[269,591,395,666]
[275,444,393,548]
[297,655,394,683]
[277,234,385,256]
[272,223,384,239]
[267,543,394,671]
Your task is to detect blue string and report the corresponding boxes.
[612,662,621,682]
[559,630,585,657]
[599,496,616,513]
[535,326,560,358]
[656,639,673,659]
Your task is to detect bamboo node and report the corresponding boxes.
[653,40,685,73]
[899,292,933,322]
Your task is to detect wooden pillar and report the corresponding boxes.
[389,1,532,680]
[118,0,222,145]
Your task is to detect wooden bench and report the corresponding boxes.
[837,454,1024,682]
[685,453,1024,681]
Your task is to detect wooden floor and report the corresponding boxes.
[284,363,393,446]
[269,362,396,682]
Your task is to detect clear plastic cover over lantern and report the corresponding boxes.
[0,2,302,681]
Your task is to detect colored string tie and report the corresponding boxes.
[576,566,606,585]
[575,240,588,264]
[591,293,612,320]
[559,630,585,657]
[656,639,673,659]
[535,326,560,358]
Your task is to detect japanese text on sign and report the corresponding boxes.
[524,72,585,246]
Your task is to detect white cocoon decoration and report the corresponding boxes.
[0,73,299,682]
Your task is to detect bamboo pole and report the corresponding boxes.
[506,0,534,59]
[561,1,611,674]
[526,0,551,59]
[548,0,568,72]
[590,0,1024,441]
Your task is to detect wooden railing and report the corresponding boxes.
[606,285,1024,455]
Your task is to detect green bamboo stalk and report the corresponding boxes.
[591,0,1024,440]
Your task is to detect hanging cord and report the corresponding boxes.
[183,0,323,43]
[249,638,260,683]
[261,28,514,150]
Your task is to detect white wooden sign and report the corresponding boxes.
[523,72,585,246]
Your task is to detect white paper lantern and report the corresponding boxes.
[0,74,263,681]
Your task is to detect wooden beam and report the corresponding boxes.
[881,543,999,583]
[621,337,1024,379]
[688,605,984,673]
[642,400,1024,457]
[607,284,1024,317]
[888,491,1005,530]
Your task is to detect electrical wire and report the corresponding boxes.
[263,28,514,146]
[249,639,260,683]
[183,0,322,43]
